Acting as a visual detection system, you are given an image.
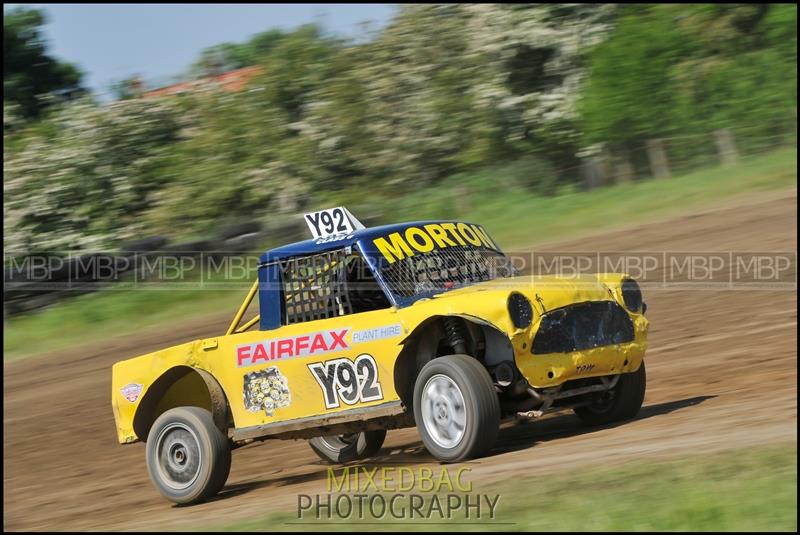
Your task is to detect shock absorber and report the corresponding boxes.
[444,317,469,355]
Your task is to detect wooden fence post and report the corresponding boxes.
[713,128,739,166]
[646,138,671,179]
[455,184,472,214]
[581,157,606,191]
[276,188,298,213]
[613,149,634,184]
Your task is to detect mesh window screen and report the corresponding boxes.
[277,250,353,325]
[380,245,515,298]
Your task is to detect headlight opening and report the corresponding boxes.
[508,292,533,329]
[621,278,644,313]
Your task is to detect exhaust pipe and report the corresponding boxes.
[516,374,621,419]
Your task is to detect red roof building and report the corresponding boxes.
[141,65,264,99]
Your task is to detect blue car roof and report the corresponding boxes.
[259,220,479,264]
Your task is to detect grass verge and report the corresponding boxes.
[375,145,797,248]
[209,444,797,532]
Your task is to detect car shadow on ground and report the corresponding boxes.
[491,395,717,456]
[207,395,715,503]
[207,444,440,503]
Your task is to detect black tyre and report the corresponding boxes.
[308,430,387,464]
[573,360,647,426]
[413,354,500,462]
[146,406,231,505]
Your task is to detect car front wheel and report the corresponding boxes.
[413,354,500,463]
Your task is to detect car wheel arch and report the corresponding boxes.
[133,366,230,442]
[394,315,507,411]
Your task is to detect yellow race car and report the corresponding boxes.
[111,207,649,504]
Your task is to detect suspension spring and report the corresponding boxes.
[443,317,469,354]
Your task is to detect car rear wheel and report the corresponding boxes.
[573,361,647,426]
[413,354,500,462]
[146,406,231,505]
[308,429,387,464]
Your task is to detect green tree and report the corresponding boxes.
[4,98,185,251]
[5,4,796,251]
[670,4,797,148]
[580,6,688,149]
[580,4,797,165]
[3,7,85,119]
[190,28,287,76]
[109,75,145,100]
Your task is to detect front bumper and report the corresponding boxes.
[512,308,648,388]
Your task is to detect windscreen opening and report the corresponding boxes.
[378,245,516,299]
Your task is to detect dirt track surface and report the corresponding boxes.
[4,190,798,531]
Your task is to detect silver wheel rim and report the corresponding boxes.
[421,374,466,449]
[155,422,202,490]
